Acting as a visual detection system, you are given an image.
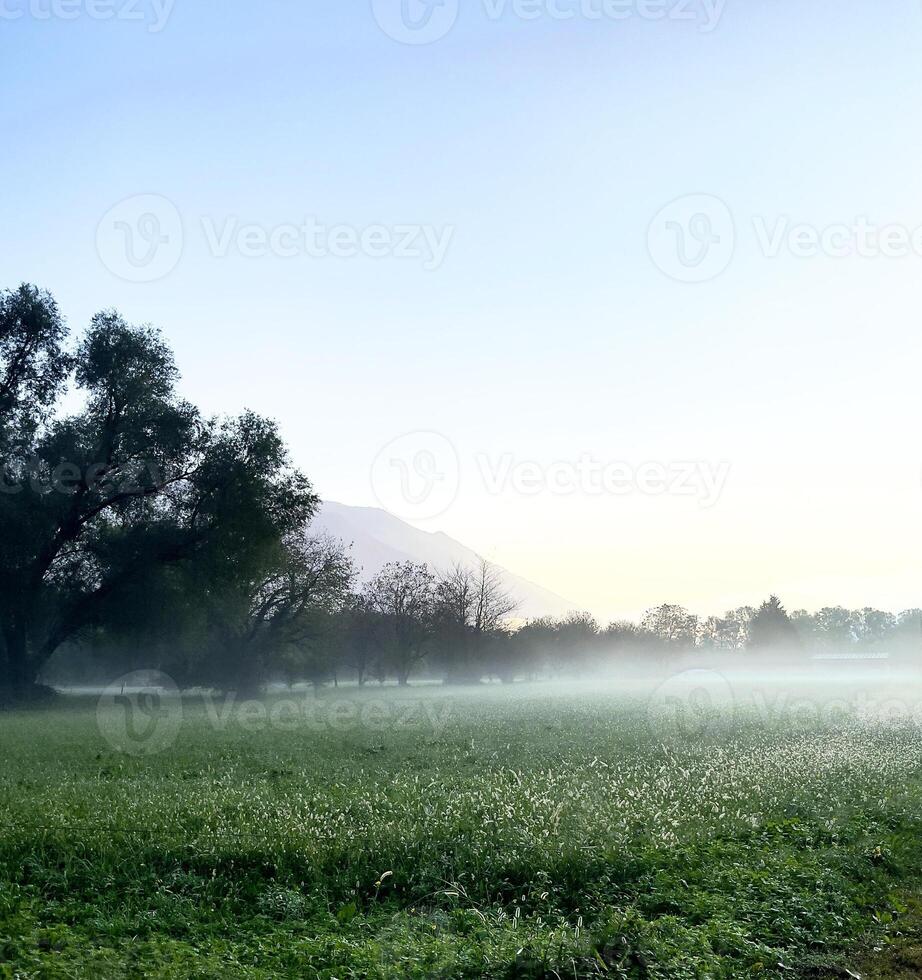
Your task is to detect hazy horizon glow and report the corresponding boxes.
[2,1,920,622]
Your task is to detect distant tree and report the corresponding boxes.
[790,609,817,646]
[434,559,517,683]
[599,621,638,656]
[507,617,557,681]
[892,609,922,655]
[641,604,698,650]
[363,561,435,686]
[549,611,600,675]
[469,559,519,634]
[748,595,801,651]
[340,597,385,686]
[203,531,355,693]
[854,608,897,649]
[811,607,859,648]
[698,607,753,650]
[791,606,903,654]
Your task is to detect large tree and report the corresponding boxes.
[0,284,70,454]
[0,286,316,696]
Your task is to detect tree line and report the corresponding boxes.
[2,285,918,699]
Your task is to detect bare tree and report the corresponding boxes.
[435,558,518,683]
[437,559,517,631]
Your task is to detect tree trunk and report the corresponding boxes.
[2,613,35,698]
[234,644,265,698]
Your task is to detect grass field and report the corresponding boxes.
[1,681,921,978]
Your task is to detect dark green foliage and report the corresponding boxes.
[749,595,801,651]
[0,286,318,697]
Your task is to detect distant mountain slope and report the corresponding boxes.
[313,501,577,620]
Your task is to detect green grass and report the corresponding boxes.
[1,683,921,977]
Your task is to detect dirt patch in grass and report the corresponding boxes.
[811,895,922,980]
[852,940,922,979]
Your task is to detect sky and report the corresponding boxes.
[1,0,920,622]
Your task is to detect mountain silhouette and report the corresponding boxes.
[314,501,577,620]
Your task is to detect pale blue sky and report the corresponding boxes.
[2,0,920,619]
